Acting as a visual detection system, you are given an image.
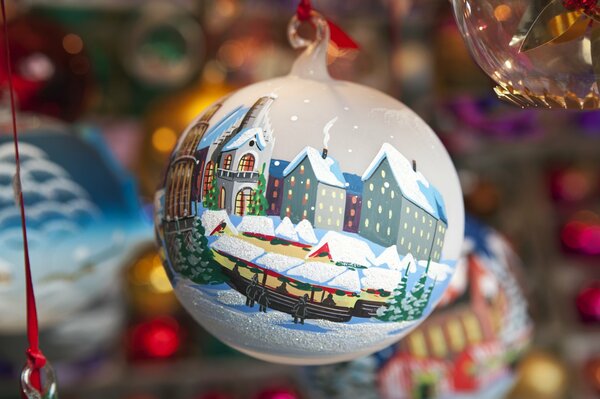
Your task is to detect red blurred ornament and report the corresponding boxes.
[562,0,598,11]
[576,282,600,323]
[252,387,300,399]
[128,316,182,360]
[0,15,93,121]
[548,167,594,204]
[560,211,600,256]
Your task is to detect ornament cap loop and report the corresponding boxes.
[21,361,58,399]
[287,11,331,80]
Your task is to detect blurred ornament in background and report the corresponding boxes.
[548,164,596,204]
[0,15,94,121]
[139,80,234,196]
[576,281,600,323]
[127,316,182,361]
[155,12,463,365]
[560,210,600,256]
[0,114,151,332]
[122,1,205,89]
[509,351,568,399]
[451,0,600,109]
[251,387,300,399]
[585,356,600,393]
[126,249,179,316]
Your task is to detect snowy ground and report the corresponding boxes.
[175,278,417,365]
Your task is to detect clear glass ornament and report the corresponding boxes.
[155,12,464,365]
[452,0,600,109]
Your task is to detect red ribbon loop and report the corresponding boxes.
[26,348,47,370]
[295,0,359,50]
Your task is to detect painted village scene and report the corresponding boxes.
[156,95,455,345]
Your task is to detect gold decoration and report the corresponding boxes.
[495,82,600,109]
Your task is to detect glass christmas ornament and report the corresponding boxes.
[0,114,151,332]
[155,13,464,365]
[452,0,600,109]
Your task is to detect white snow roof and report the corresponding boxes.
[254,253,304,273]
[283,146,346,188]
[374,248,417,273]
[222,127,267,152]
[275,217,299,241]
[237,215,275,236]
[295,219,318,244]
[210,236,264,262]
[307,231,376,267]
[362,143,445,220]
[286,261,346,285]
[201,210,238,235]
[328,269,361,293]
[360,268,402,292]
[417,259,453,282]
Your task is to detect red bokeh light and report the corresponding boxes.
[560,211,600,255]
[252,387,300,399]
[576,283,600,323]
[128,316,181,360]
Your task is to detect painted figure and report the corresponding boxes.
[245,273,260,307]
[257,287,270,313]
[292,294,310,324]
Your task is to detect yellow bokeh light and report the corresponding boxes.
[494,5,512,22]
[149,264,172,294]
[152,127,178,153]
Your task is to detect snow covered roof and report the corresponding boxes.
[210,236,264,262]
[269,159,290,179]
[286,262,346,285]
[328,269,361,293]
[374,248,417,273]
[307,231,376,267]
[222,127,268,152]
[362,143,447,221]
[360,268,401,292]
[283,146,346,188]
[237,215,275,236]
[198,106,248,150]
[295,219,318,244]
[201,210,238,235]
[275,217,299,241]
[254,253,303,273]
[417,259,453,282]
[343,173,364,195]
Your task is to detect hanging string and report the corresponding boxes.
[295,0,359,50]
[0,0,46,394]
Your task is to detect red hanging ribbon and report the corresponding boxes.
[296,0,359,50]
[0,0,46,394]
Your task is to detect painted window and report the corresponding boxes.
[203,161,214,197]
[412,226,416,234]
[317,215,322,223]
[273,191,278,199]
[387,226,391,236]
[420,230,424,237]
[391,190,395,199]
[348,220,353,227]
[389,210,393,219]
[322,188,326,196]
[329,205,333,212]
[365,218,369,227]
[338,207,343,215]
[234,188,254,215]
[303,209,307,218]
[238,154,255,171]
[422,215,426,223]
[288,189,292,199]
[429,327,447,358]
[381,186,385,195]
[327,218,331,225]
[319,203,323,210]
[408,242,412,250]
[401,237,405,245]
[417,245,421,253]
[332,191,336,198]
[414,211,418,219]
[463,314,483,343]
[409,332,427,358]
[369,183,374,191]
[406,206,410,214]
[300,165,305,174]
[381,169,386,178]
[223,154,232,170]
[352,196,357,204]
[306,178,311,189]
[291,176,296,187]
[350,209,356,217]
[367,200,372,209]
[404,222,408,230]
[219,187,226,209]
[274,180,280,188]
[376,222,380,232]
[336,219,340,227]
[378,205,382,214]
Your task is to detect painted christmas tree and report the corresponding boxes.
[203,164,219,210]
[180,217,227,284]
[376,264,411,322]
[170,230,188,272]
[403,259,432,321]
[411,277,437,321]
[247,163,268,216]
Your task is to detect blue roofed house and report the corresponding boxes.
[359,143,448,261]
[280,147,347,231]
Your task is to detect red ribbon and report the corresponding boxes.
[296,0,359,50]
[0,0,46,394]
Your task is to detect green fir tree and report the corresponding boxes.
[403,259,432,321]
[203,164,219,210]
[376,263,411,322]
[411,277,437,320]
[180,217,227,285]
[170,230,188,272]
[247,163,268,216]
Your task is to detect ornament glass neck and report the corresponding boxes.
[288,12,332,81]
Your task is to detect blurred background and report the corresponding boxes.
[0,0,598,398]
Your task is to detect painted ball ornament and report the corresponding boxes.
[452,0,600,109]
[155,13,464,365]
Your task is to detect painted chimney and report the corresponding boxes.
[412,160,417,172]
[322,148,328,159]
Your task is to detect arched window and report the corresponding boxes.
[203,161,214,197]
[235,188,254,215]
[219,187,226,209]
[223,154,232,170]
[238,154,255,172]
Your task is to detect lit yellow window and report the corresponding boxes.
[340,193,345,200]
[412,226,416,234]
[417,245,421,253]
[300,165,305,174]
[406,206,410,214]
[387,227,391,236]
[422,215,426,223]
[378,205,382,214]
[327,218,332,225]
[336,219,340,227]
[338,207,343,215]
[429,327,447,358]
[389,210,393,219]
[420,230,424,237]
[329,205,333,212]
[381,187,385,195]
[369,183,374,191]
[367,200,372,209]
[414,211,418,219]
[391,190,395,199]
[332,191,336,198]
[429,220,433,227]
[408,242,412,250]
[376,222,380,232]
[404,222,408,230]
[401,237,405,245]
[304,193,309,200]
[303,209,308,217]
[306,178,311,189]
[365,218,370,227]
[427,233,431,240]
[463,314,482,343]
[322,188,326,196]
[317,215,322,223]
[448,319,466,352]
[381,169,386,178]
[319,203,323,210]
[291,176,295,184]
[409,332,427,358]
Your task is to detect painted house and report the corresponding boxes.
[266,159,290,216]
[343,173,363,233]
[280,147,347,230]
[359,144,447,261]
[164,102,222,221]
